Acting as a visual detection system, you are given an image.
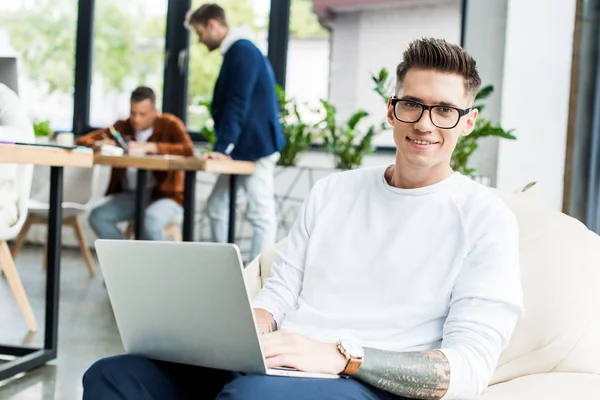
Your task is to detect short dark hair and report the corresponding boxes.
[131,86,156,104]
[186,3,227,27]
[396,38,481,100]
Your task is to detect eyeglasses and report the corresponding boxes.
[390,97,471,129]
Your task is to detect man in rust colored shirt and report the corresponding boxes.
[76,86,195,241]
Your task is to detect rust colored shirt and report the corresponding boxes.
[76,113,195,206]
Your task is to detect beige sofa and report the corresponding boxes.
[243,186,600,398]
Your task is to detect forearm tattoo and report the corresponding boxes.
[260,319,277,335]
[354,348,450,400]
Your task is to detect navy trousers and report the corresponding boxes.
[82,354,406,400]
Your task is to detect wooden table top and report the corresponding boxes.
[0,144,94,167]
[93,154,256,175]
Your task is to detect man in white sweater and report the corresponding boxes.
[83,38,522,400]
[0,83,34,227]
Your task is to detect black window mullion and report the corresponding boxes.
[163,0,191,122]
[267,0,291,89]
[72,0,95,135]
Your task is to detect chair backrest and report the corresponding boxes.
[86,165,112,205]
[0,162,34,241]
[17,163,34,223]
[30,164,111,207]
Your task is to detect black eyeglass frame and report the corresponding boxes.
[390,96,472,129]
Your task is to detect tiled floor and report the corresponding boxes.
[0,245,123,399]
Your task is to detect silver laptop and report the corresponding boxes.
[95,239,338,379]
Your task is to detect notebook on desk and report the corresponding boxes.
[0,141,80,150]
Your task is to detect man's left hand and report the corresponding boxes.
[260,330,347,375]
[128,142,158,155]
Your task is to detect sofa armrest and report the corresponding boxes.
[244,255,262,299]
[242,238,289,300]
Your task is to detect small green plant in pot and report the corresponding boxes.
[33,120,53,138]
[317,99,384,170]
[275,84,312,167]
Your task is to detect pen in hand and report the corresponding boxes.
[108,125,129,152]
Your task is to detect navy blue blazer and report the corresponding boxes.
[211,39,286,161]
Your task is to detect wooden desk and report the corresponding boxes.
[93,154,255,173]
[0,144,93,382]
[0,144,93,167]
[93,154,256,242]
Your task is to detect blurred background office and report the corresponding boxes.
[1,0,600,398]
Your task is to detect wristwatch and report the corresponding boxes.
[336,339,364,376]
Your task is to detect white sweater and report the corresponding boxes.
[0,83,34,227]
[252,165,523,399]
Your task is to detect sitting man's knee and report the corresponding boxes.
[144,211,160,229]
[88,204,112,227]
[206,196,220,219]
[82,355,148,387]
[218,375,292,399]
[218,374,266,398]
[143,212,165,240]
[218,374,362,400]
[88,207,101,225]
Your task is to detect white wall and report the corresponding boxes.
[327,0,462,148]
[496,0,576,210]
[285,37,330,124]
[328,12,361,122]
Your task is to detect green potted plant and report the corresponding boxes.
[193,89,314,164]
[452,85,516,176]
[371,67,395,103]
[275,84,312,167]
[33,120,53,144]
[192,98,216,152]
[316,99,384,170]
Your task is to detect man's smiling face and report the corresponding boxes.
[387,68,478,173]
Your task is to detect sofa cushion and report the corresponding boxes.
[482,372,600,399]
[490,190,600,383]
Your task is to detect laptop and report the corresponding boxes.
[95,239,338,379]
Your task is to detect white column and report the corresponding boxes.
[496,0,576,210]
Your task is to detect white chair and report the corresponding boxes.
[0,162,37,332]
[11,165,111,275]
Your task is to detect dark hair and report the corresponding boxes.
[131,86,156,104]
[396,38,481,99]
[186,3,227,27]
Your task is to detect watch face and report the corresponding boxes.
[342,340,364,358]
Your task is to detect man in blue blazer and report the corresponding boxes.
[186,3,285,261]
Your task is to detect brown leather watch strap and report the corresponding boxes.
[342,357,362,376]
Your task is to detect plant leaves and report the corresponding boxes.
[475,84,494,101]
